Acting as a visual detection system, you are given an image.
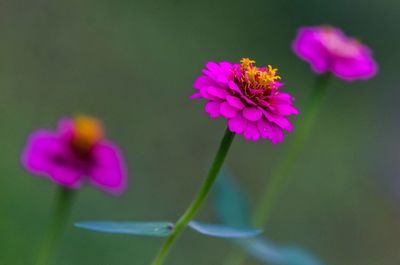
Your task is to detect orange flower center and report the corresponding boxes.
[71,116,103,154]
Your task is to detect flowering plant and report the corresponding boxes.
[19,24,378,265]
[192,58,298,142]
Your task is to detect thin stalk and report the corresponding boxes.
[150,128,236,265]
[224,73,331,265]
[253,73,331,226]
[35,186,75,265]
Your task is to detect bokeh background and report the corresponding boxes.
[1,0,400,264]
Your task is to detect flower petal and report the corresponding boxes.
[190,92,202,99]
[21,130,82,188]
[292,27,330,73]
[206,61,221,74]
[228,81,241,93]
[262,111,293,131]
[228,115,247,134]
[273,104,299,116]
[226,95,245,110]
[244,124,260,141]
[49,162,83,188]
[257,119,274,140]
[243,107,263,122]
[228,81,256,106]
[206,86,229,99]
[90,143,127,195]
[199,87,217,100]
[219,62,233,72]
[332,53,378,80]
[220,102,238,118]
[270,125,284,144]
[193,76,215,90]
[205,101,221,118]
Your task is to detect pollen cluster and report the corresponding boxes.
[238,58,281,94]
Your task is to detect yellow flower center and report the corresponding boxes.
[237,58,281,97]
[72,116,103,153]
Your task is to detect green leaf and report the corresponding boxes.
[214,170,251,227]
[188,221,262,238]
[75,221,173,237]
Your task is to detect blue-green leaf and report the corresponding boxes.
[213,172,323,265]
[241,238,321,265]
[214,170,250,227]
[188,221,262,238]
[75,221,173,237]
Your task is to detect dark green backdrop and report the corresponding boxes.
[1,0,399,264]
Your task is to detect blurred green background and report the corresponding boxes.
[1,0,400,264]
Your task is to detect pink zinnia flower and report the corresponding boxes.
[292,26,378,81]
[21,116,127,195]
[192,58,299,143]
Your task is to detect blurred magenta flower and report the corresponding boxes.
[22,116,127,194]
[192,58,298,143]
[292,26,378,80]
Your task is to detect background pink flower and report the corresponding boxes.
[192,58,298,143]
[21,116,127,195]
[292,26,378,81]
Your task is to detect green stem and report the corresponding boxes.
[253,73,331,226]
[223,74,331,265]
[150,128,236,265]
[35,186,75,265]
